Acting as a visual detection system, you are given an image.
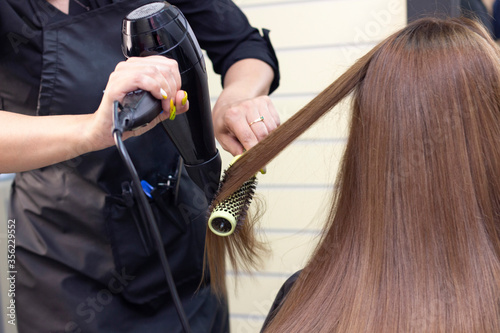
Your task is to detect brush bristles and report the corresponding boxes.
[208,176,257,236]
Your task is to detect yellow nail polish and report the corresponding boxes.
[182,91,188,106]
[169,99,176,120]
[160,88,168,100]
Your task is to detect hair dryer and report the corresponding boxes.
[119,1,221,200]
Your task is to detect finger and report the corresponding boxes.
[158,90,187,120]
[104,66,163,102]
[132,74,168,103]
[137,56,182,97]
[155,65,181,104]
[155,59,181,93]
[247,114,270,143]
[262,97,280,129]
[141,65,178,103]
[126,56,181,87]
[246,98,277,143]
[174,90,189,115]
[115,57,181,102]
[218,134,245,156]
[235,122,260,152]
[252,97,280,132]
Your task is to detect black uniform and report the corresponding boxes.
[260,271,300,332]
[0,0,279,332]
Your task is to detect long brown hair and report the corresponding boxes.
[208,17,500,331]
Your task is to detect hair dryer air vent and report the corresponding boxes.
[122,2,204,71]
[127,2,164,19]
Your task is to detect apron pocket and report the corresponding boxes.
[104,173,208,305]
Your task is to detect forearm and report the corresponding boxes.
[212,58,279,155]
[215,58,274,108]
[0,111,96,173]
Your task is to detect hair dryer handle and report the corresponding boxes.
[116,90,162,132]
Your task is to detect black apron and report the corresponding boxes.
[9,1,228,332]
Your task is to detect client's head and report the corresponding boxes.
[208,16,500,332]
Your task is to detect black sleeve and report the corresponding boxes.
[260,271,301,331]
[493,0,500,39]
[460,0,495,37]
[170,0,280,93]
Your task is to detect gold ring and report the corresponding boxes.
[249,116,264,126]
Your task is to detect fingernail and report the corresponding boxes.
[182,91,188,106]
[169,99,176,120]
[160,88,168,100]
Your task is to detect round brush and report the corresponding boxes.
[208,175,257,236]
[208,155,264,236]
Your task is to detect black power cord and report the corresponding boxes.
[112,101,192,333]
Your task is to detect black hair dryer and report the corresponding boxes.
[121,1,221,200]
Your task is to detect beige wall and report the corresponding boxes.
[205,0,407,331]
[0,1,406,332]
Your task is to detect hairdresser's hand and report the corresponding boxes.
[86,56,190,150]
[213,96,279,155]
[0,56,190,173]
[212,59,279,156]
